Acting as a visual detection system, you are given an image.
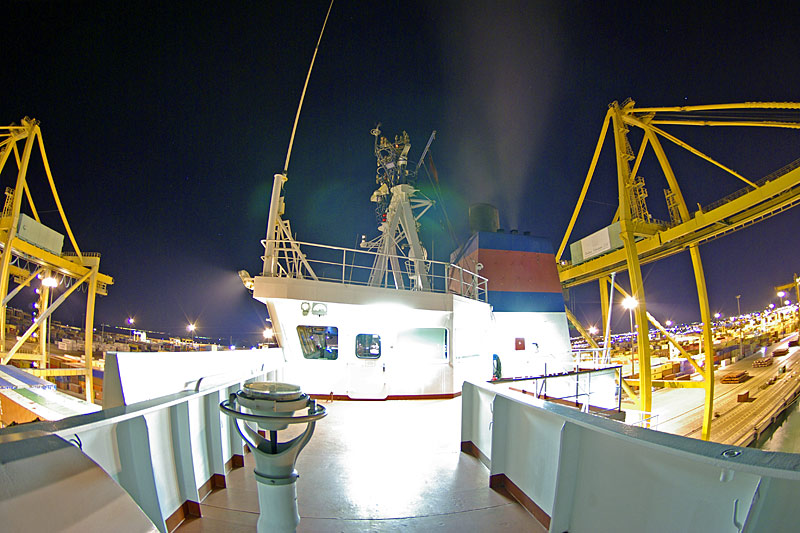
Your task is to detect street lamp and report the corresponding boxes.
[622,296,638,374]
[187,323,196,344]
[777,291,786,311]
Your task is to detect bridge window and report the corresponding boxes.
[355,333,381,359]
[296,325,338,360]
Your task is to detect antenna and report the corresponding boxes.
[283,0,335,176]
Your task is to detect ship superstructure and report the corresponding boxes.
[239,123,577,399]
[243,128,496,398]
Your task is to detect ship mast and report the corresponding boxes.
[363,126,433,290]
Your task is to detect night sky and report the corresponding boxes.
[4,1,800,343]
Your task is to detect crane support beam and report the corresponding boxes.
[617,370,640,408]
[4,237,112,292]
[625,379,705,389]
[557,110,612,261]
[599,277,610,337]
[564,307,600,349]
[2,268,92,364]
[774,275,800,305]
[651,120,800,129]
[612,281,707,377]
[611,103,653,417]
[559,164,800,287]
[624,116,757,188]
[631,102,800,113]
[690,244,715,441]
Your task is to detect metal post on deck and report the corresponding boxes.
[220,382,326,533]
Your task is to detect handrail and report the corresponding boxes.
[0,362,277,533]
[461,380,800,533]
[262,237,489,302]
[702,156,800,214]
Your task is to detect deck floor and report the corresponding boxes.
[178,398,545,532]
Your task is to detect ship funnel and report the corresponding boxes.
[469,203,499,234]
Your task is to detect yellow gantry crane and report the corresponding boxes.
[558,100,800,440]
[774,275,800,308]
[0,118,113,403]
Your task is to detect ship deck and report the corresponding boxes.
[177,398,545,532]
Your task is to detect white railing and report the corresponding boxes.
[0,351,283,533]
[262,238,489,302]
[461,380,800,533]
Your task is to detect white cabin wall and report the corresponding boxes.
[272,296,459,397]
[452,296,493,387]
[492,311,573,377]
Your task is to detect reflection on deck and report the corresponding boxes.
[179,399,544,532]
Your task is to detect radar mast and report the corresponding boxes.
[362,126,433,290]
